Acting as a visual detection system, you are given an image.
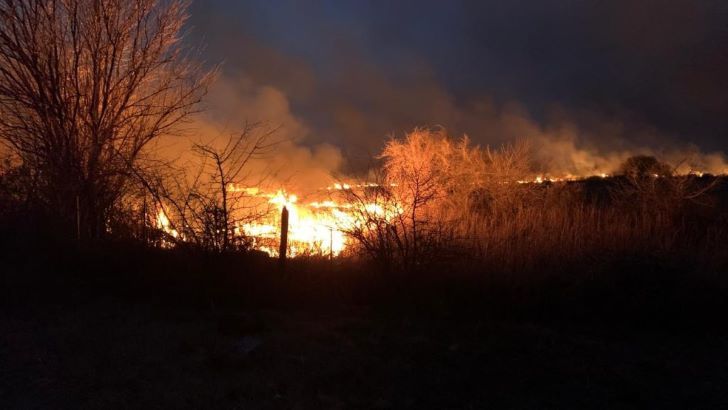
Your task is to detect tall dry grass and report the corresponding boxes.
[346,129,728,283]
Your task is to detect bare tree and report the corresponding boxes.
[0,0,212,239]
[188,123,279,251]
[148,123,280,252]
[618,155,672,180]
[614,155,718,216]
[337,172,405,271]
[341,128,536,270]
[380,128,445,264]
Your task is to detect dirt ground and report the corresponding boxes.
[2,295,727,410]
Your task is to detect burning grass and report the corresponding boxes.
[96,128,728,280]
[4,127,728,281]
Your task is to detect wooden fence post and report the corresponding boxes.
[76,195,81,241]
[279,206,289,266]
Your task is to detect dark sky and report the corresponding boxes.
[187,0,728,168]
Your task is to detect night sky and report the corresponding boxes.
[187,0,728,170]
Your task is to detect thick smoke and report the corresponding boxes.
[467,103,728,176]
[174,0,728,182]
[157,75,344,196]
[163,71,728,189]
[191,73,345,181]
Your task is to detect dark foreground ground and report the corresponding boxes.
[2,248,728,409]
[3,298,728,408]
